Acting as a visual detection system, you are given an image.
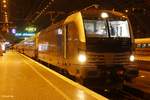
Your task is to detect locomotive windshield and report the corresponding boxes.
[84,19,130,38]
[82,10,132,52]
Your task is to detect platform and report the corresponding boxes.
[0,51,107,100]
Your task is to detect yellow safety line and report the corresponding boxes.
[22,58,71,100]
[20,53,108,100]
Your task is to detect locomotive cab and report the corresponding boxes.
[36,5,138,90]
[82,10,134,65]
[67,6,137,88]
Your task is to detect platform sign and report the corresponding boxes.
[25,26,36,32]
[15,32,35,37]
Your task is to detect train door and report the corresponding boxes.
[66,22,79,75]
[56,27,64,66]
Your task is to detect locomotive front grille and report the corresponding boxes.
[87,53,105,65]
[113,53,130,65]
[87,52,130,65]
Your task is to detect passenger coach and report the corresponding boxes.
[135,38,150,56]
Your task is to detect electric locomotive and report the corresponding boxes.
[16,5,137,90]
[36,5,136,89]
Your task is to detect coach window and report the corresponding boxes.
[84,20,108,37]
[148,43,150,48]
[137,44,141,48]
[142,44,146,48]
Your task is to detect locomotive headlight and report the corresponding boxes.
[78,54,86,63]
[129,55,135,62]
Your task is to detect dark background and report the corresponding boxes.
[1,0,150,38]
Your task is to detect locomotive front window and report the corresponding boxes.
[108,20,130,38]
[84,20,108,38]
[84,19,130,38]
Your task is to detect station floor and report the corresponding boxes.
[0,51,107,100]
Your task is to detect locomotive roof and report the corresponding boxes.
[80,5,128,19]
[49,5,128,26]
[37,5,128,36]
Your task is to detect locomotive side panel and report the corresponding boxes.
[63,12,87,77]
[38,29,53,64]
[23,37,36,58]
[37,25,65,67]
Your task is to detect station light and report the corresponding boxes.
[140,75,145,78]
[25,26,36,32]
[3,4,7,8]
[3,0,6,3]
[11,28,16,34]
[122,16,126,18]
[125,10,128,13]
[24,37,28,40]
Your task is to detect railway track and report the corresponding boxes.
[116,89,143,100]
[122,85,150,100]
[90,84,149,100]
[101,85,149,100]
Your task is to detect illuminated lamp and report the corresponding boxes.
[11,28,16,34]
[3,0,6,3]
[3,4,7,8]
[101,12,109,18]
[25,26,36,32]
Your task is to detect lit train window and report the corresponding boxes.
[141,44,146,48]
[84,19,130,38]
[24,41,34,46]
[96,21,108,36]
[137,44,141,48]
[84,20,108,37]
[38,43,48,51]
[109,20,130,37]
[147,44,150,48]
[84,22,94,33]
